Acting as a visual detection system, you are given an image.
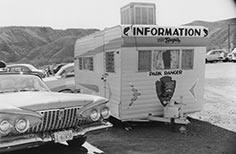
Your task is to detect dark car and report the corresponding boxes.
[0,61,6,71]
[0,72,112,153]
[5,64,47,78]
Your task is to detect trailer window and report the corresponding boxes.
[138,50,151,71]
[79,57,94,71]
[152,50,180,70]
[182,49,194,70]
[105,51,115,72]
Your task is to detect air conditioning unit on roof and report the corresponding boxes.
[120,2,156,25]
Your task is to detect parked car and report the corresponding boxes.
[226,48,236,62]
[5,64,47,78]
[0,72,112,153]
[43,63,76,93]
[53,63,67,74]
[205,49,227,63]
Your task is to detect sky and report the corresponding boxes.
[0,0,235,30]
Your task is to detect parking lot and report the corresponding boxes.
[4,62,236,154]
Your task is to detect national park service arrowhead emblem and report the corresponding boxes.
[155,76,176,106]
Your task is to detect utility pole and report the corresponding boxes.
[228,24,236,52]
[228,24,231,52]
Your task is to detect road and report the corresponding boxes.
[5,63,236,154]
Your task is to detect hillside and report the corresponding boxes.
[185,18,236,51]
[0,18,235,66]
[0,26,99,66]
[19,36,78,66]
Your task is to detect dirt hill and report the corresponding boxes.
[0,26,99,66]
[185,18,236,52]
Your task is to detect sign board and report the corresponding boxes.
[122,25,208,38]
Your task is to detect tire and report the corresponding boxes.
[59,89,73,93]
[68,136,87,147]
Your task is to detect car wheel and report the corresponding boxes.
[68,136,87,147]
[59,89,73,93]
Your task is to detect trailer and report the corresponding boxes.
[74,25,209,125]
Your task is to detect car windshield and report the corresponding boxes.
[0,74,50,93]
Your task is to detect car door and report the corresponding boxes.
[48,65,75,92]
[210,51,219,61]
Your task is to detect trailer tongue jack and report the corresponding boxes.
[148,100,189,132]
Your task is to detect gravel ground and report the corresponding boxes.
[190,78,236,132]
[190,63,236,132]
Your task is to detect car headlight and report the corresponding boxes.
[100,107,110,119]
[0,120,12,135]
[15,118,29,133]
[89,109,100,121]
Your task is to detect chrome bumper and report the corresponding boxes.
[0,121,112,152]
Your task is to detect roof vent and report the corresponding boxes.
[120,2,156,25]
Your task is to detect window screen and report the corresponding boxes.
[148,8,154,24]
[153,50,180,70]
[80,57,94,71]
[182,49,194,69]
[138,50,151,71]
[105,51,115,72]
[135,7,141,24]
[142,7,148,24]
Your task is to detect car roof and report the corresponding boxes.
[6,63,38,70]
[207,49,227,52]
[55,63,74,76]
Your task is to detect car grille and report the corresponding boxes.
[27,107,90,133]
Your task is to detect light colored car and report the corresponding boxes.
[5,63,47,78]
[226,48,236,62]
[43,63,76,93]
[205,49,227,63]
[0,72,112,153]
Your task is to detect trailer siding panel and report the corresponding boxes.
[74,27,122,118]
[120,47,205,120]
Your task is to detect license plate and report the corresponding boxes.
[54,130,73,143]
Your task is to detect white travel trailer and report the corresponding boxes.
[74,25,209,124]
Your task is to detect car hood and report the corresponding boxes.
[0,92,107,111]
